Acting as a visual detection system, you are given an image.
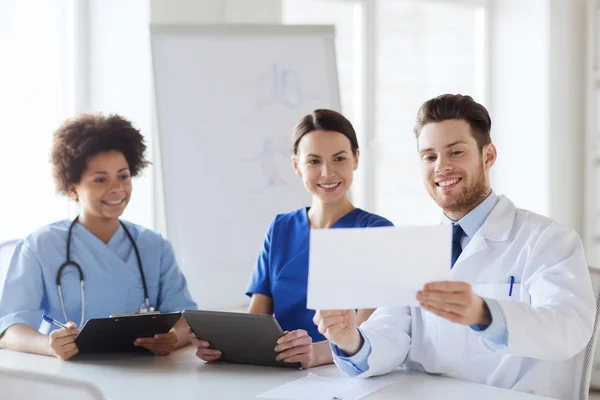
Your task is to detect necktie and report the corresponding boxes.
[451,223,464,268]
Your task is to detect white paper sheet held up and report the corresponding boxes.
[307,225,451,309]
[256,372,393,400]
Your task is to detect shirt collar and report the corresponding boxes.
[443,190,498,240]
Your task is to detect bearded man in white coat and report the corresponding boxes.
[313,94,596,399]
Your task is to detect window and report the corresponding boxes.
[283,0,487,225]
[0,1,156,241]
[0,0,72,241]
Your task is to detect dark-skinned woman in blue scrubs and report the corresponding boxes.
[192,109,393,368]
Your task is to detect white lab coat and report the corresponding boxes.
[349,195,596,399]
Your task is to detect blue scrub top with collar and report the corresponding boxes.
[0,220,197,336]
[246,208,394,342]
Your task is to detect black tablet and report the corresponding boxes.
[73,312,182,355]
[183,310,302,369]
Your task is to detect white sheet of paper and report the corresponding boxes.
[256,373,393,400]
[307,225,452,309]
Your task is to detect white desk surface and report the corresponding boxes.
[0,346,554,400]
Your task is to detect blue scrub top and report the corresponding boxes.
[246,208,393,342]
[0,220,197,336]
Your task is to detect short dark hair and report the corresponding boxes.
[50,113,150,195]
[292,109,359,156]
[413,94,492,151]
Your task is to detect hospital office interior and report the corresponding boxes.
[1,0,599,397]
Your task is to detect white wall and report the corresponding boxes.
[488,0,551,218]
[489,0,585,235]
[548,0,585,234]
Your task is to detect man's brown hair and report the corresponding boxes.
[413,94,492,151]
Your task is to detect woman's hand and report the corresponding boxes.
[190,328,222,362]
[134,328,179,356]
[275,329,314,369]
[48,322,79,360]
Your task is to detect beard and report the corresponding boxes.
[427,165,490,216]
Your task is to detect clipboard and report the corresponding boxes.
[183,310,302,369]
[73,312,182,355]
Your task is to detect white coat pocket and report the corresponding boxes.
[472,283,526,302]
[468,283,528,353]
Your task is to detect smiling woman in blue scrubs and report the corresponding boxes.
[0,114,197,360]
[192,109,393,368]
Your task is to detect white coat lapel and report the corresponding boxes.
[455,195,516,266]
[457,229,487,264]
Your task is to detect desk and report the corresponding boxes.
[0,347,553,400]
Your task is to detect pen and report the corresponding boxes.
[42,314,68,330]
[508,276,515,297]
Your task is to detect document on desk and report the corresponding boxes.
[256,373,393,400]
[307,225,451,309]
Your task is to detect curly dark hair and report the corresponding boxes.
[50,113,150,195]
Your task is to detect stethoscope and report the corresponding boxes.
[56,216,154,327]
